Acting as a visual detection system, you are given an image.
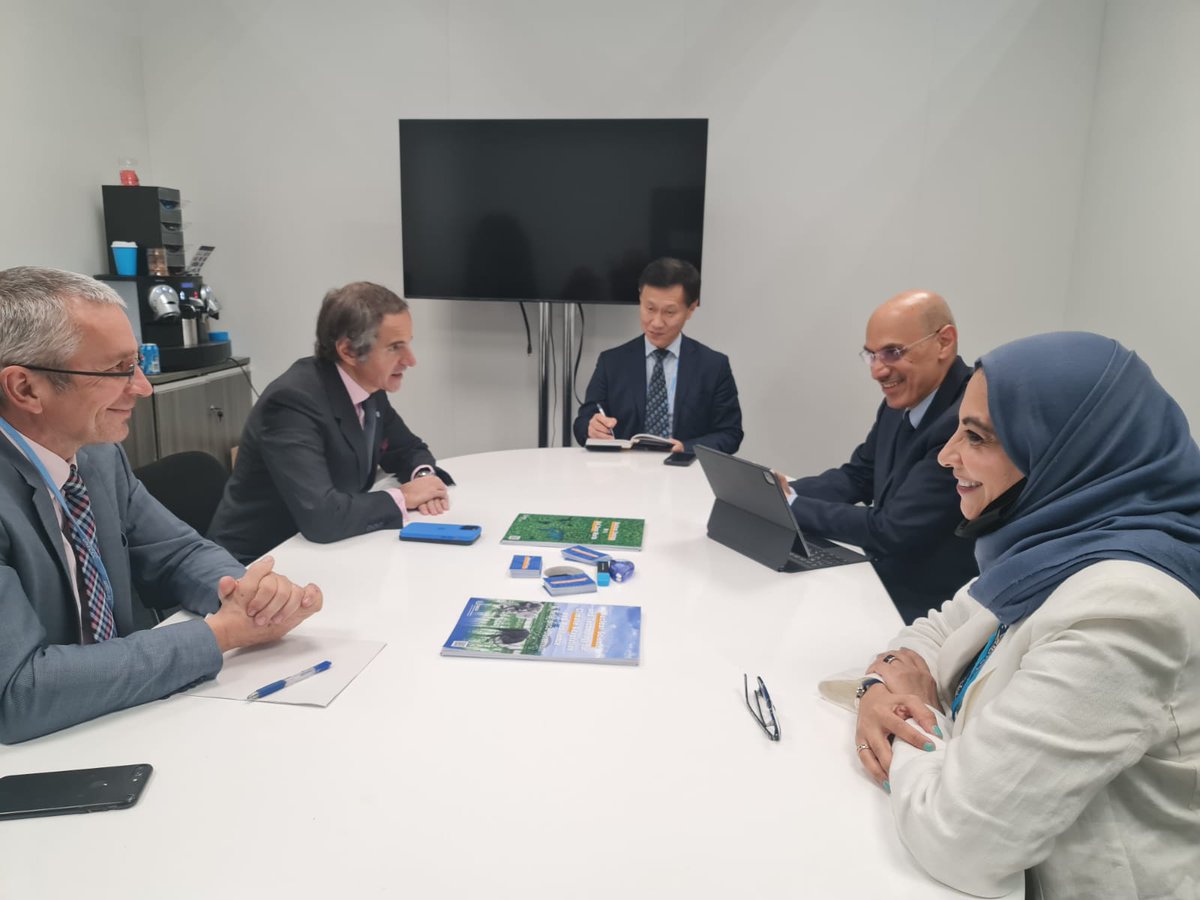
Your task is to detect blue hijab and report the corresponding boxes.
[968,331,1200,625]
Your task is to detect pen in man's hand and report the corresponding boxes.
[597,405,614,437]
[246,660,333,701]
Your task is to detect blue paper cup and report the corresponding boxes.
[111,242,137,276]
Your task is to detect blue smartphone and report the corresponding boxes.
[398,523,482,545]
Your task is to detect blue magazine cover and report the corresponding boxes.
[441,598,641,665]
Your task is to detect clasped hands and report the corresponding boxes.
[208,556,323,652]
[854,648,944,788]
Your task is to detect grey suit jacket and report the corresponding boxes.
[208,357,446,564]
[0,438,243,744]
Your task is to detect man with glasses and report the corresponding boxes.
[779,291,977,623]
[0,266,323,743]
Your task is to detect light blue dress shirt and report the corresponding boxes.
[907,388,937,429]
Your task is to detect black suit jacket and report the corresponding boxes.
[788,357,978,623]
[208,357,447,563]
[571,335,743,454]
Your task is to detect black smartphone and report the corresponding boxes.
[664,451,696,466]
[0,764,152,821]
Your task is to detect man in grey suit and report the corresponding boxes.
[0,267,323,744]
[209,281,451,563]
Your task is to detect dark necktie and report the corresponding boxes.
[892,411,915,467]
[646,348,671,438]
[61,465,116,642]
[360,399,377,480]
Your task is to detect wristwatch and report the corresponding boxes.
[412,465,435,479]
[853,676,885,710]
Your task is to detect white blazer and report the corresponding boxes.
[883,561,1200,899]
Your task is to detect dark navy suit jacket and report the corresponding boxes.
[209,357,448,563]
[572,335,743,454]
[788,357,978,623]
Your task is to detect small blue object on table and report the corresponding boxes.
[509,554,543,578]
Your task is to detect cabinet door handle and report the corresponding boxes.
[209,405,225,421]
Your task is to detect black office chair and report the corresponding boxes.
[132,451,229,623]
[134,450,228,535]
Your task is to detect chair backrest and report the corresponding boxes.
[133,451,228,537]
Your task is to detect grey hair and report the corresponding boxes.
[313,281,408,363]
[0,266,127,390]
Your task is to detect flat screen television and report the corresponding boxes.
[398,118,707,305]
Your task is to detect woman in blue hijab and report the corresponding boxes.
[848,333,1200,898]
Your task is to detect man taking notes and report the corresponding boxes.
[572,258,743,454]
[209,281,452,563]
[0,267,322,744]
[780,291,977,623]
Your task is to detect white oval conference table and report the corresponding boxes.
[0,448,1018,899]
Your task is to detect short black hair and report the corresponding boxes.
[638,257,701,307]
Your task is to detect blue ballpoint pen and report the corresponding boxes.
[246,660,333,701]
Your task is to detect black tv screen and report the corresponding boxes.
[399,118,707,304]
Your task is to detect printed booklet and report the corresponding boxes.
[440,597,641,665]
[500,513,645,551]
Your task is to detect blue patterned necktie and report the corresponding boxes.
[646,348,671,438]
[61,465,116,642]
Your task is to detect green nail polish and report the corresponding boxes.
[923,742,935,752]
[882,781,891,794]
[933,726,944,738]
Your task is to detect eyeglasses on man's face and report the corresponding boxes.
[744,673,780,741]
[859,326,944,367]
[13,358,143,384]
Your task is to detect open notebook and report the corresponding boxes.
[585,433,674,451]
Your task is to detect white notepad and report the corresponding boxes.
[185,632,386,707]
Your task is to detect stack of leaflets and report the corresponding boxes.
[501,513,645,551]
[562,544,611,565]
[441,598,641,665]
[508,554,543,578]
[543,572,596,596]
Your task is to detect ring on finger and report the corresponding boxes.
[855,743,870,753]
[882,654,898,664]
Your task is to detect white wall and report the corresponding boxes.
[7,1,1109,473]
[0,0,149,273]
[1065,0,1200,427]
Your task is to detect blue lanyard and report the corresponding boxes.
[0,417,117,604]
[951,624,1007,719]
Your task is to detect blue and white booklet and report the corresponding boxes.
[440,597,641,665]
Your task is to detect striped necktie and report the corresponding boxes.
[61,464,117,642]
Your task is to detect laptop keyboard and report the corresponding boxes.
[789,545,851,570]
[788,536,867,570]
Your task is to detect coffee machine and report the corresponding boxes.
[100,184,230,372]
[98,274,228,371]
